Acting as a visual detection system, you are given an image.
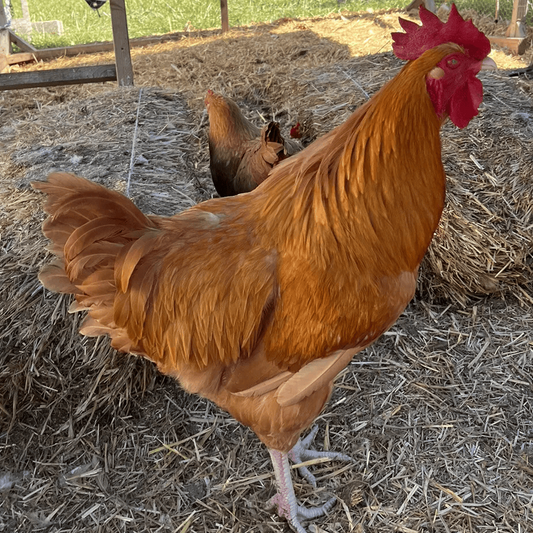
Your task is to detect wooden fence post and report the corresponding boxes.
[0,0,11,56]
[110,0,134,86]
[220,0,229,32]
[506,0,528,38]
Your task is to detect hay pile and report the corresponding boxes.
[1,9,533,533]
[420,76,533,304]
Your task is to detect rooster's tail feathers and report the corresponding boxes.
[32,172,159,354]
[33,172,153,228]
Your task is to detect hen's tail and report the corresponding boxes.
[32,172,158,353]
[263,122,284,146]
[263,122,301,158]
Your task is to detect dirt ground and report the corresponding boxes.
[1,8,533,533]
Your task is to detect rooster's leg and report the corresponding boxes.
[268,448,336,533]
[289,425,353,487]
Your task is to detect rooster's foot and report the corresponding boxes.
[289,425,353,487]
[267,491,336,533]
[268,448,337,533]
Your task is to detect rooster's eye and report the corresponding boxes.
[447,58,459,68]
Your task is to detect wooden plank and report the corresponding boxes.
[0,29,9,55]
[220,0,229,32]
[4,30,207,65]
[488,36,527,55]
[0,64,117,90]
[7,51,33,64]
[9,29,36,52]
[110,0,133,86]
[27,42,115,60]
[1,25,231,68]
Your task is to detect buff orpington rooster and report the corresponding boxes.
[33,6,495,532]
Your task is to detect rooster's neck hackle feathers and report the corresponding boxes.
[255,45,458,273]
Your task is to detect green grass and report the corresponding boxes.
[8,0,405,49]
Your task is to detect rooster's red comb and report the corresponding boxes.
[392,4,490,61]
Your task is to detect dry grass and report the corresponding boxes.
[1,9,533,533]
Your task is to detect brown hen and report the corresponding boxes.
[205,90,300,195]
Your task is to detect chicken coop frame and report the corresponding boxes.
[0,0,232,91]
[488,0,529,54]
[0,0,134,90]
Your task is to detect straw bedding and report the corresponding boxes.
[1,9,532,533]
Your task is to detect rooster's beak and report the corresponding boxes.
[480,57,497,71]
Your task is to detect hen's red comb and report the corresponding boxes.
[392,4,490,61]
[289,123,301,139]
